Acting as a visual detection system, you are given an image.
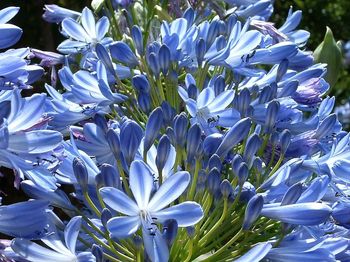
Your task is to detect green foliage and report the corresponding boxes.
[314,27,343,89]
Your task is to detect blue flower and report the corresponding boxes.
[58,7,112,54]
[0,7,22,49]
[100,160,203,261]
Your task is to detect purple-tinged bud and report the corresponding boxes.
[120,120,143,165]
[220,179,233,198]
[43,4,80,23]
[217,20,226,35]
[187,124,202,163]
[196,38,206,66]
[216,35,226,51]
[237,162,249,186]
[94,114,108,133]
[110,41,139,68]
[133,235,143,249]
[280,129,291,155]
[158,44,171,75]
[131,25,143,55]
[188,84,198,100]
[207,20,219,48]
[144,107,163,154]
[30,49,65,67]
[281,183,303,206]
[163,219,178,246]
[214,75,225,96]
[226,15,237,35]
[239,182,256,203]
[265,100,280,133]
[161,101,176,127]
[166,127,176,145]
[232,154,243,174]
[186,226,195,237]
[243,134,261,165]
[138,92,151,113]
[203,133,223,155]
[92,244,103,262]
[208,154,222,171]
[252,157,263,173]
[242,195,264,230]
[278,80,298,98]
[276,59,289,82]
[96,164,120,189]
[313,113,337,139]
[132,75,150,93]
[215,118,251,158]
[101,208,112,228]
[73,158,88,192]
[258,85,274,104]
[106,128,121,159]
[156,135,171,172]
[95,44,115,77]
[148,52,160,77]
[174,113,188,147]
[207,168,221,194]
[195,141,204,159]
[183,8,195,26]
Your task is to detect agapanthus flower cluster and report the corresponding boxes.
[0,0,349,261]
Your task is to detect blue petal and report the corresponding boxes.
[64,216,82,253]
[12,239,74,262]
[142,224,169,262]
[197,88,215,109]
[129,160,154,209]
[0,7,20,24]
[8,130,62,154]
[62,18,90,42]
[207,89,234,112]
[96,17,109,40]
[107,216,140,239]
[148,171,190,212]
[81,7,96,38]
[99,187,139,216]
[0,24,22,49]
[234,242,272,262]
[152,201,203,227]
[261,203,332,225]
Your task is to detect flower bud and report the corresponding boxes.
[237,162,249,186]
[156,135,171,172]
[265,100,280,133]
[106,128,121,160]
[174,113,188,147]
[95,164,120,189]
[232,154,243,174]
[196,38,206,66]
[208,154,222,171]
[144,107,163,154]
[166,127,176,145]
[242,195,264,230]
[214,75,225,96]
[243,134,261,165]
[215,118,251,158]
[132,75,150,93]
[281,183,303,206]
[207,168,221,194]
[73,158,88,192]
[92,244,103,262]
[131,25,143,55]
[101,208,112,229]
[161,101,176,127]
[148,52,160,77]
[203,133,223,155]
[120,120,143,165]
[110,41,139,68]
[163,219,178,246]
[220,179,233,198]
[138,92,151,113]
[186,124,202,163]
[280,129,291,155]
[158,44,171,75]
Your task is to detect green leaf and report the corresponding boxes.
[314,27,343,88]
[91,0,105,12]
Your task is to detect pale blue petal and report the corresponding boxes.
[234,242,272,262]
[81,8,96,38]
[148,171,190,212]
[129,160,154,209]
[64,216,82,253]
[96,17,109,40]
[62,18,90,42]
[99,187,139,216]
[142,225,169,262]
[207,89,234,112]
[152,201,203,227]
[197,88,215,109]
[12,239,74,262]
[0,7,20,24]
[107,216,140,239]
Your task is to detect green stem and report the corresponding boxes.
[188,159,201,200]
